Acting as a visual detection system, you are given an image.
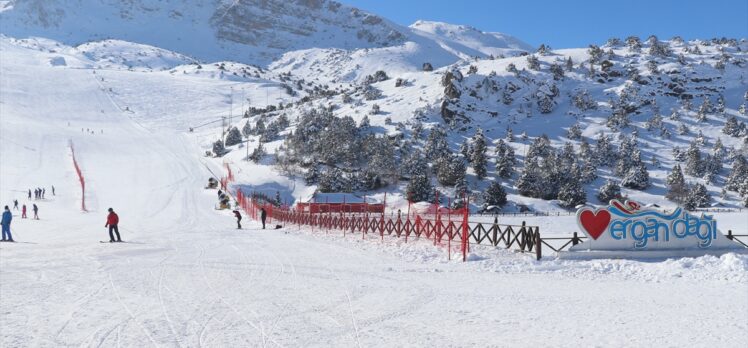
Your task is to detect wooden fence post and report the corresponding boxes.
[727,230,733,240]
[572,232,579,246]
[535,228,542,261]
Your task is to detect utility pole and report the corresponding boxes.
[229,87,233,129]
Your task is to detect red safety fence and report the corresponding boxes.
[235,189,478,261]
[68,140,87,212]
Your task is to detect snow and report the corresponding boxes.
[1,36,747,346]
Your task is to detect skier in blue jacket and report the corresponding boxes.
[1,205,13,242]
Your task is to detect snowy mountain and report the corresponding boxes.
[0,0,529,71]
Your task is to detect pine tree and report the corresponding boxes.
[400,149,428,179]
[406,174,433,202]
[621,164,650,190]
[304,163,320,185]
[242,120,252,137]
[459,139,472,161]
[471,129,488,179]
[516,158,542,197]
[566,123,582,140]
[684,183,710,210]
[550,63,564,80]
[526,55,540,70]
[224,127,243,146]
[359,114,370,129]
[435,154,466,186]
[558,179,586,208]
[666,164,688,204]
[565,56,574,71]
[318,168,348,193]
[723,115,741,136]
[596,180,622,203]
[424,127,449,159]
[212,140,226,157]
[494,139,515,179]
[726,156,748,192]
[595,132,616,166]
[483,181,508,207]
[684,142,703,176]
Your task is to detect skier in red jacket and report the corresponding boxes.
[105,208,122,242]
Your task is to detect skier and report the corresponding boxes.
[233,209,242,229]
[1,206,13,242]
[42,188,45,199]
[28,189,31,199]
[13,200,18,210]
[32,203,38,220]
[21,204,27,219]
[52,185,55,196]
[105,208,122,242]
[260,207,267,229]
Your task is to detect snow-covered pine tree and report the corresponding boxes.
[249,142,265,163]
[566,123,582,140]
[550,63,564,80]
[459,139,472,162]
[725,155,748,192]
[723,115,741,136]
[558,178,586,208]
[621,163,649,190]
[318,168,348,193]
[684,141,704,176]
[242,120,252,137]
[470,128,488,179]
[565,56,574,71]
[527,55,540,70]
[225,127,243,146]
[482,181,507,207]
[596,180,622,203]
[435,154,466,186]
[359,114,370,129]
[212,140,226,157]
[424,127,449,159]
[400,149,428,179]
[494,139,515,179]
[304,163,320,185]
[406,173,433,202]
[684,183,710,210]
[505,128,514,142]
[516,158,542,197]
[665,164,688,204]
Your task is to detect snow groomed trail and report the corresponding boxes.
[1,39,747,347]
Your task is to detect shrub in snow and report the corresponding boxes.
[566,123,582,140]
[587,45,604,63]
[537,44,551,55]
[212,140,226,157]
[395,78,404,87]
[505,63,518,74]
[422,62,433,71]
[359,114,370,129]
[362,85,382,100]
[483,181,507,207]
[370,104,380,115]
[224,127,243,146]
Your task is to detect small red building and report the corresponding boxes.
[296,193,383,213]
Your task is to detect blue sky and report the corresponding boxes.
[345,0,748,48]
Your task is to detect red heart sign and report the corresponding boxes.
[579,209,611,240]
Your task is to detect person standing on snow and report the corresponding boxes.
[28,189,31,200]
[42,188,45,199]
[1,206,14,242]
[32,203,39,219]
[21,204,27,219]
[105,208,122,242]
[260,208,267,229]
[52,185,55,196]
[13,200,18,210]
[233,210,242,229]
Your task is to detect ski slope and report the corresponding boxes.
[1,38,747,347]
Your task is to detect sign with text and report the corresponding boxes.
[569,200,743,254]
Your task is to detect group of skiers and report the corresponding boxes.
[218,188,266,230]
[29,186,53,200]
[12,199,39,220]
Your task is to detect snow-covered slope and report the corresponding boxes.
[409,20,532,58]
[1,39,747,347]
